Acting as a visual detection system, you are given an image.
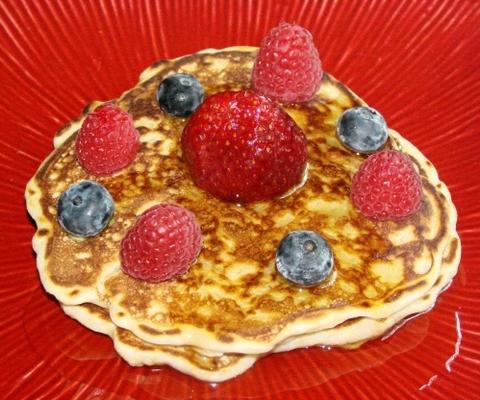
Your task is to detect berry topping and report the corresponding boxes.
[57,180,114,237]
[157,73,205,117]
[252,22,323,103]
[120,204,202,282]
[351,150,423,221]
[276,230,334,286]
[181,90,307,203]
[337,107,388,154]
[76,104,140,176]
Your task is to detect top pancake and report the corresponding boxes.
[25,47,458,354]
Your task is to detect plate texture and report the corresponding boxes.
[1,0,479,399]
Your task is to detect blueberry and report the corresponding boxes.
[276,230,334,286]
[337,106,388,154]
[57,180,114,237]
[156,73,204,117]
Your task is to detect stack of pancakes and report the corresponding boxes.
[25,47,460,382]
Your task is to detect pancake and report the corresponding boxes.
[275,233,460,351]
[25,47,459,358]
[61,302,257,382]
[61,233,460,382]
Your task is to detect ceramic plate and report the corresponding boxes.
[1,0,479,398]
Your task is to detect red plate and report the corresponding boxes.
[1,1,479,399]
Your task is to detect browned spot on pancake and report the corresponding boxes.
[82,103,95,114]
[433,275,442,287]
[226,321,283,338]
[139,324,181,336]
[82,303,110,321]
[218,335,234,343]
[136,126,149,135]
[37,228,49,236]
[28,189,35,196]
[443,237,459,264]
[117,312,125,317]
[334,317,362,328]
[385,291,401,303]
[424,182,448,246]
[376,240,423,262]
[83,303,103,312]
[383,136,394,151]
[69,289,79,296]
[117,327,245,370]
[150,58,171,69]
[386,281,426,303]
[118,328,156,351]
[404,280,426,293]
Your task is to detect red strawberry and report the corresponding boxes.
[252,22,323,103]
[120,204,202,282]
[181,90,307,203]
[351,150,423,221]
[76,104,140,176]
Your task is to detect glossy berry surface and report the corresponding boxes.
[351,150,423,221]
[252,22,323,102]
[276,230,334,286]
[57,180,114,237]
[75,104,140,176]
[120,204,202,282]
[157,73,204,117]
[181,90,307,203]
[337,106,388,154]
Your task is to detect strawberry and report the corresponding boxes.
[181,90,307,203]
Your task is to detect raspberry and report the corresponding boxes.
[76,104,140,176]
[252,22,323,103]
[120,204,202,282]
[351,151,423,221]
[181,90,307,203]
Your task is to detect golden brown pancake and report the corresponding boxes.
[61,233,459,382]
[61,302,256,382]
[26,47,459,361]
